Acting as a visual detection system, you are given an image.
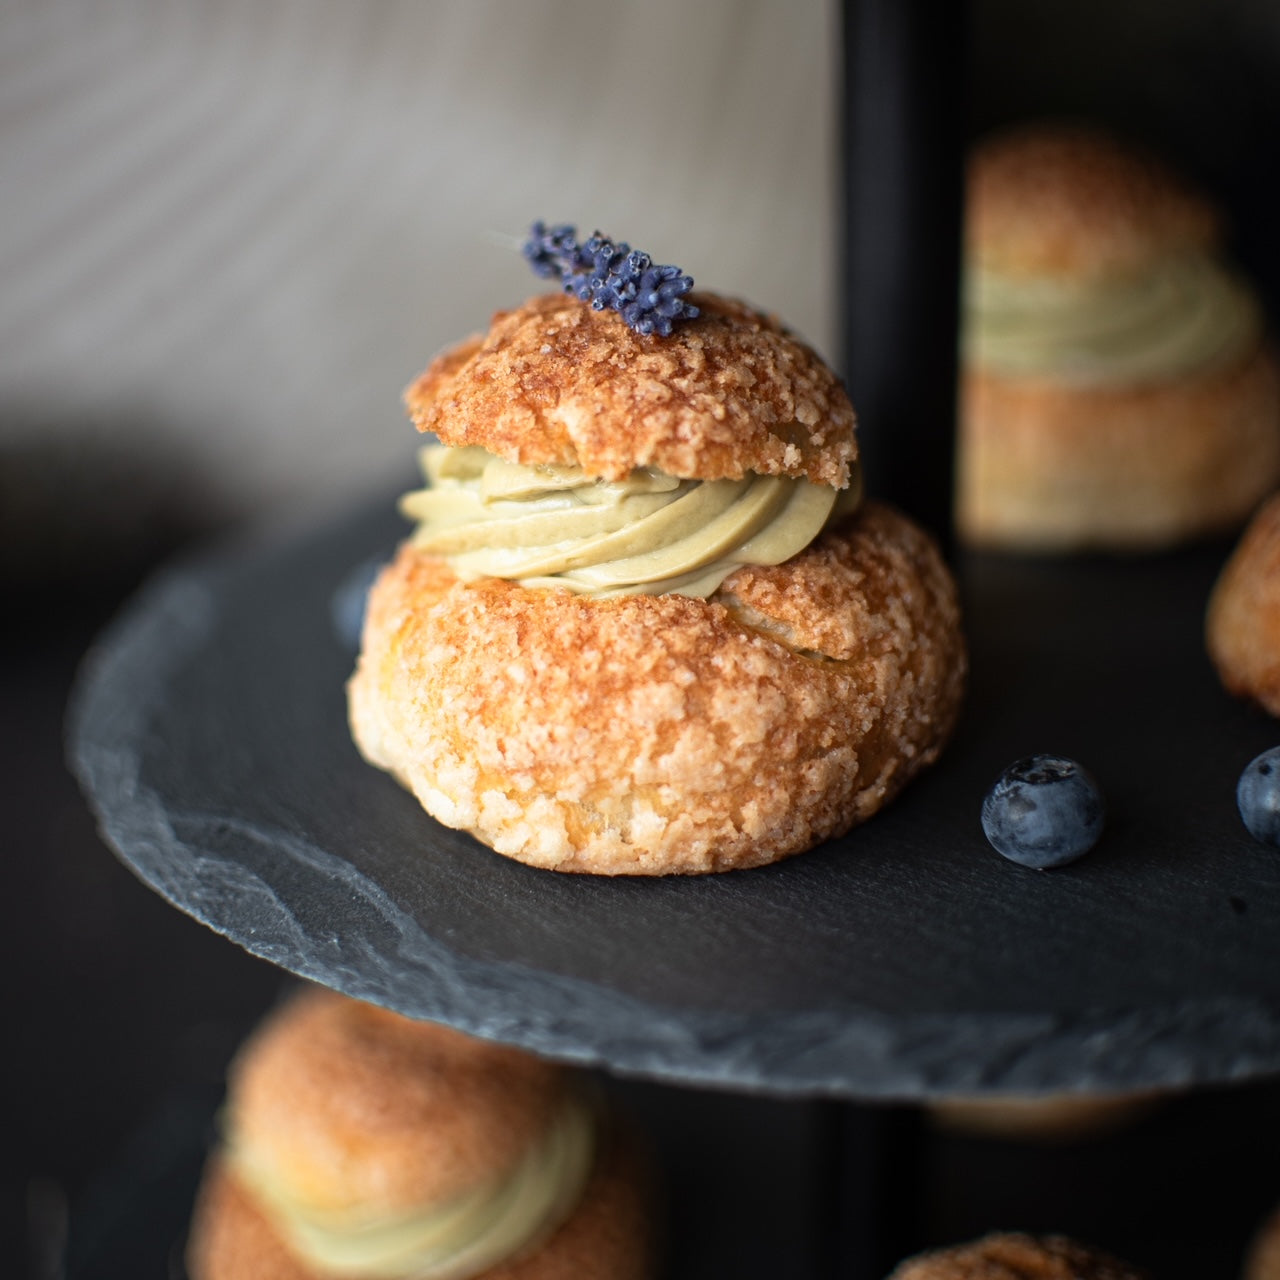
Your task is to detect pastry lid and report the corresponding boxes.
[404,292,858,489]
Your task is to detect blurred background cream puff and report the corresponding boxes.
[888,1233,1144,1280]
[957,122,1280,552]
[187,987,656,1280]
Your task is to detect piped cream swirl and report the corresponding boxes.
[401,444,862,599]
[965,251,1262,385]
[226,1092,596,1279]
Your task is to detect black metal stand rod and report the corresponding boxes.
[815,1101,924,1280]
[835,1,966,1266]
[840,0,968,544]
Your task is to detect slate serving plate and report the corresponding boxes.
[68,496,1280,1099]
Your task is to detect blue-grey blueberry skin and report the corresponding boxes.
[330,554,388,652]
[1237,747,1280,846]
[981,755,1106,869]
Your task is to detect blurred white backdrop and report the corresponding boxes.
[1,0,837,523]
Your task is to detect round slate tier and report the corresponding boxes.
[69,497,1280,1099]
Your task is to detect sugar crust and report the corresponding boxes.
[889,1234,1144,1280]
[958,344,1280,551]
[348,502,966,876]
[187,1124,653,1280]
[404,292,857,489]
[226,988,567,1215]
[967,122,1219,279]
[1207,490,1280,716]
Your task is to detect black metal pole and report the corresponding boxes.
[816,1101,924,1279]
[828,4,967,1274]
[839,0,968,544]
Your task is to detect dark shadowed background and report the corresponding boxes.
[5,1,1280,1275]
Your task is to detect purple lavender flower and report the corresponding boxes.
[520,222,699,336]
[522,221,581,279]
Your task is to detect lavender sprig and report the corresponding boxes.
[522,222,699,337]
[522,222,589,279]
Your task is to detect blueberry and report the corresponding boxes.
[330,554,387,652]
[1237,747,1280,846]
[981,755,1105,869]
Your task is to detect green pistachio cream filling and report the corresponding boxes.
[226,1092,596,1280]
[402,443,863,599]
[965,251,1262,386]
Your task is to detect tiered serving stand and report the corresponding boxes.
[69,3,1280,1275]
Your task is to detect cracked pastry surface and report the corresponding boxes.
[888,1234,1143,1280]
[349,500,965,876]
[405,292,857,488]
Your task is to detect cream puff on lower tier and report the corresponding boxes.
[958,122,1280,552]
[889,1233,1143,1280]
[186,989,655,1280]
[348,291,966,876]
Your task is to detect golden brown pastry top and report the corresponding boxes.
[225,988,568,1216]
[404,292,857,489]
[889,1234,1144,1280]
[967,123,1220,280]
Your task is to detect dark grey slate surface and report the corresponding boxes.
[67,498,1280,1099]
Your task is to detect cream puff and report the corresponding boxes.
[957,122,1280,551]
[1207,490,1280,716]
[348,280,966,875]
[888,1233,1144,1280]
[186,988,655,1280]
